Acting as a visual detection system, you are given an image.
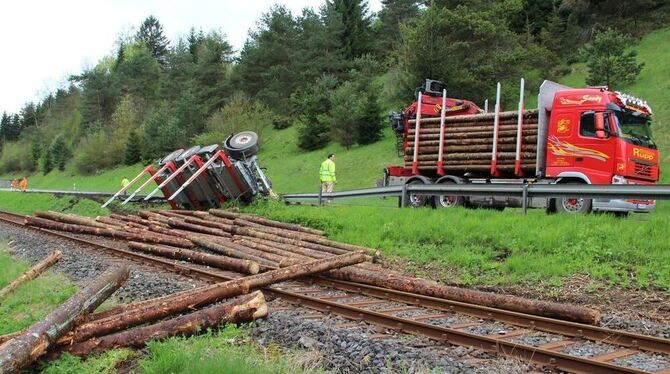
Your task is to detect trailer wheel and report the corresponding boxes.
[556,182,592,214]
[400,179,431,208]
[224,131,259,159]
[434,180,464,209]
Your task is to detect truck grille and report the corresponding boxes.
[634,162,653,178]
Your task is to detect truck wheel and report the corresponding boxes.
[224,131,259,159]
[400,179,431,208]
[434,180,464,209]
[556,183,592,214]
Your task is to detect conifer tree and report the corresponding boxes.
[136,15,170,63]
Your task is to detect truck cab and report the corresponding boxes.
[544,87,659,213]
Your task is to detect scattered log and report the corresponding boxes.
[95,216,128,228]
[138,210,170,224]
[34,211,107,229]
[208,209,245,220]
[227,213,325,236]
[0,266,128,373]
[190,237,278,269]
[148,225,232,242]
[63,252,366,342]
[231,226,375,259]
[324,266,600,325]
[184,217,232,232]
[25,216,194,248]
[127,242,260,275]
[0,251,62,300]
[65,291,268,356]
[167,218,229,236]
[110,213,152,226]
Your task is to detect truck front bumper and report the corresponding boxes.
[592,198,656,213]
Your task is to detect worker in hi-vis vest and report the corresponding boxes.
[319,153,336,197]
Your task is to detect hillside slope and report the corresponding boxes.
[5,27,668,192]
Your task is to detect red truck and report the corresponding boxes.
[383,79,659,214]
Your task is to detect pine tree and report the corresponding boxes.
[326,0,372,60]
[297,76,338,151]
[123,130,142,165]
[41,152,53,175]
[136,15,169,63]
[377,0,420,51]
[580,28,644,89]
[356,88,384,144]
[50,135,68,171]
[0,112,9,142]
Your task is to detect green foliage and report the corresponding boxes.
[296,76,338,151]
[40,350,138,374]
[50,134,69,171]
[136,15,170,62]
[196,92,273,145]
[116,43,162,106]
[42,148,53,175]
[0,191,110,216]
[0,141,35,173]
[398,3,536,103]
[74,129,124,175]
[327,0,373,60]
[124,130,143,165]
[376,0,421,52]
[580,28,644,89]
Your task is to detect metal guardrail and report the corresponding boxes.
[0,188,166,203]
[283,183,670,212]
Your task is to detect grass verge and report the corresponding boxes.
[246,200,670,293]
[0,191,109,217]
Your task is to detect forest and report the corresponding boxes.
[0,0,667,175]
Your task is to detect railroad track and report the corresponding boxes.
[1,209,669,374]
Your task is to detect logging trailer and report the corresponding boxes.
[384,79,659,214]
[103,131,274,209]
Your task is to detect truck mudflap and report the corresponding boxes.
[592,198,656,213]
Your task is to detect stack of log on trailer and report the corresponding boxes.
[405,109,539,172]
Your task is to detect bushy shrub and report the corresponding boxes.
[0,141,35,173]
[73,130,125,175]
[196,92,273,145]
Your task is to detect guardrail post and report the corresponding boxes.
[318,186,323,206]
[522,182,529,214]
[401,183,408,208]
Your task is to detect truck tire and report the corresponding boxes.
[556,182,592,214]
[224,131,259,159]
[434,180,464,209]
[400,179,431,208]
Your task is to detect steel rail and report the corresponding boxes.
[0,210,666,373]
[283,183,670,201]
[311,277,670,355]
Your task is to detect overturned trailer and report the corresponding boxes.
[103,132,274,210]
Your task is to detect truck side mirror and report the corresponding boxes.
[595,112,606,139]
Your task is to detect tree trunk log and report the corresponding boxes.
[127,242,260,275]
[34,211,107,229]
[189,237,278,269]
[64,291,267,357]
[408,109,539,124]
[0,251,62,300]
[167,218,229,237]
[183,217,233,233]
[0,266,128,373]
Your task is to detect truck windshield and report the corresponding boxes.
[614,111,656,149]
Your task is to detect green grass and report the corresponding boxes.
[247,200,670,292]
[0,191,109,217]
[40,326,323,374]
[0,245,76,335]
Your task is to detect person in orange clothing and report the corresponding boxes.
[10,179,17,191]
[19,177,27,192]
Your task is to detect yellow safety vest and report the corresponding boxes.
[319,159,336,182]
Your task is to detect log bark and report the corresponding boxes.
[61,252,366,343]
[323,266,600,325]
[413,129,538,140]
[226,213,324,236]
[127,242,260,275]
[407,109,539,124]
[406,152,537,161]
[208,209,245,220]
[190,237,278,268]
[34,211,107,229]
[406,144,537,154]
[148,225,232,242]
[138,210,171,224]
[411,135,537,147]
[0,266,128,373]
[408,124,537,134]
[95,216,128,228]
[0,251,62,300]
[25,216,194,248]
[64,291,267,357]
[167,218,229,236]
[231,226,375,260]
[412,164,536,171]
[110,213,153,226]
[184,217,233,232]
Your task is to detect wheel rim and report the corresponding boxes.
[437,195,458,208]
[562,197,585,212]
[409,194,426,206]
